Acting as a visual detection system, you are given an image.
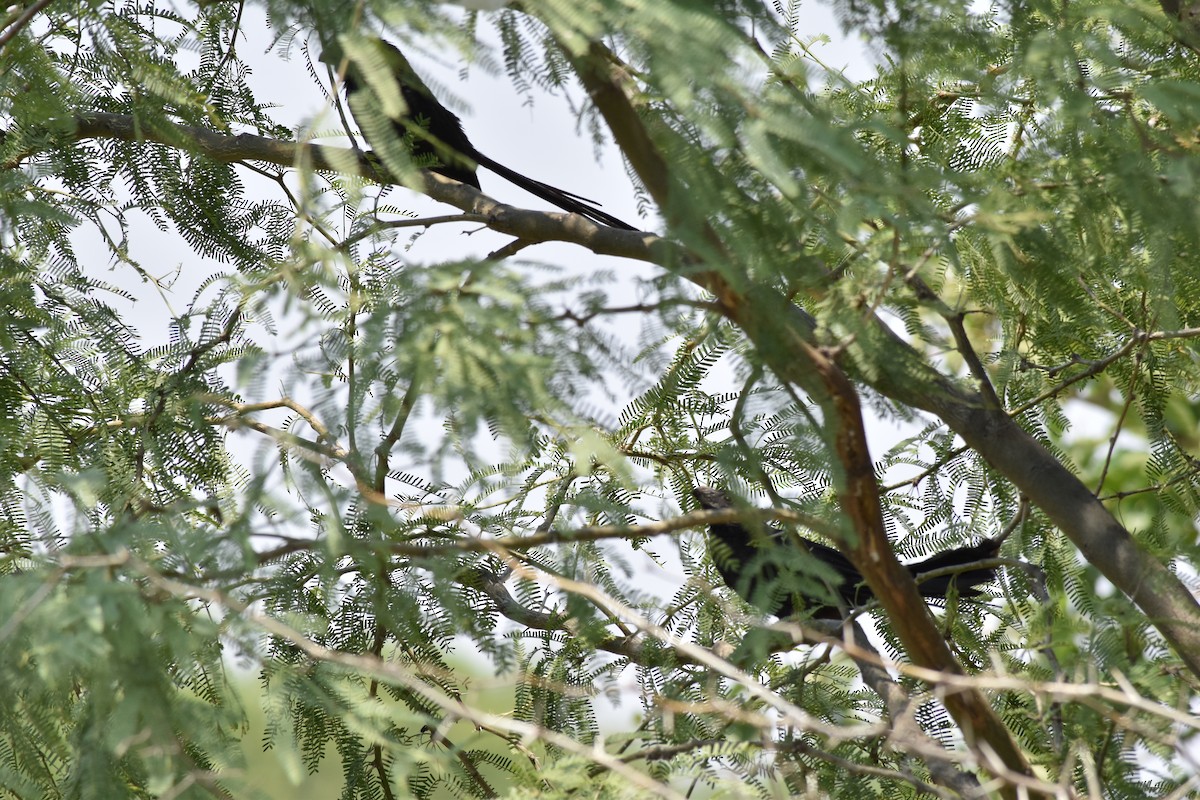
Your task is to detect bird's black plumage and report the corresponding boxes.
[332,38,637,231]
[693,486,999,619]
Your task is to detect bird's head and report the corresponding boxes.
[692,486,733,511]
[320,35,428,102]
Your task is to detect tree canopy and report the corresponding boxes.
[2,1,1200,798]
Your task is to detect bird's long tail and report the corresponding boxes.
[473,152,637,230]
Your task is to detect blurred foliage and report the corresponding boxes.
[0,0,1198,798]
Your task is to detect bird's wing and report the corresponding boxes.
[336,38,482,188]
[906,539,1000,597]
[694,487,867,616]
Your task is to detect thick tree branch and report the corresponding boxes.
[731,302,1035,793]
[4,112,654,253]
[562,39,737,259]
[660,250,1200,685]
[839,620,984,797]
[847,308,1200,679]
[544,23,1200,686]
[557,41,671,208]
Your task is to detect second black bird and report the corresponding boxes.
[331,37,636,231]
[693,486,999,620]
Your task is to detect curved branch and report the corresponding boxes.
[5,112,655,253]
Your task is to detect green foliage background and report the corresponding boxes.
[1,0,1199,797]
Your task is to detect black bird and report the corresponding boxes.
[693,486,1000,620]
[329,37,637,231]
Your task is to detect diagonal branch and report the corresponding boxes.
[788,329,1035,795]
[5,112,653,251]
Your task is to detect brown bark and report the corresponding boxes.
[561,37,1200,681]
[720,289,1038,796]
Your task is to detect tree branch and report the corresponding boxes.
[5,112,654,253]
[794,329,1035,794]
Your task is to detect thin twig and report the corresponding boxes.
[0,0,56,50]
[119,555,690,800]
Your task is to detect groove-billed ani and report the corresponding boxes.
[693,486,1000,620]
[329,37,636,231]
